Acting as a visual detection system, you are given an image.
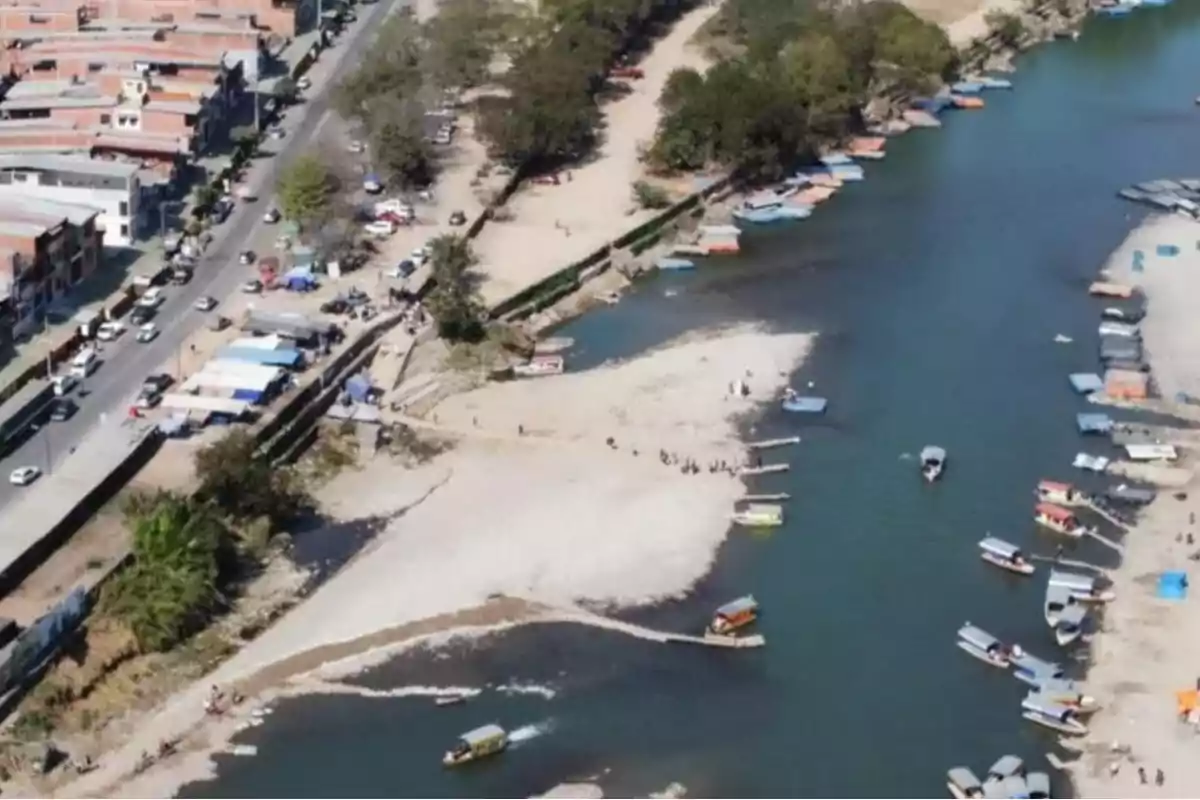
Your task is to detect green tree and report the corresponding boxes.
[332,15,425,122]
[422,0,509,89]
[872,5,957,93]
[368,100,437,189]
[101,492,227,652]
[779,33,862,139]
[194,429,310,523]
[658,67,704,114]
[425,234,485,342]
[277,156,341,230]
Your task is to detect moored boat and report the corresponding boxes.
[1010,650,1064,687]
[1053,603,1088,646]
[921,446,946,482]
[1033,503,1095,538]
[1043,585,1077,628]
[1034,480,1086,506]
[443,724,509,766]
[978,537,1035,576]
[1025,771,1051,799]
[730,503,784,527]
[708,595,759,636]
[1032,677,1100,713]
[781,394,828,414]
[956,623,1016,668]
[1021,696,1089,736]
[1049,569,1115,604]
[533,337,575,355]
[947,767,985,798]
[985,755,1025,784]
[513,355,565,378]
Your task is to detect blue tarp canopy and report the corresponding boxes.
[1157,571,1189,600]
[1069,373,1104,394]
[345,374,372,403]
[217,346,304,368]
[1077,413,1114,434]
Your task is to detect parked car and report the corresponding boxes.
[364,220,396,237]
[170,267,192,285]
[297,76,312,90]
[241,279,263,294]
[449,210,467,226]
[347,140,365,154]
[137,287,166,308]
[262,207,281,224]
[9,466,40,486]
[268,127,286,141]
[96,320,125,341]
[239,250,256,265]
[136,323,159,343]
[129,305,156,325]
[194,295,218,311]
[51,374,78,396]
[69,347,99,379]
[49,397,78,422]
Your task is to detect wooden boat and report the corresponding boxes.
[435,695,467,707]
[443,723,508,766]
[1049,569,1116,604]
[730,503,784,527]
[978,537,1035,576]
[1033,678,1101,713]
[533,337,575,355]
[1034,480,1086,507]
[921,446,946,482]
[1011,650,1064,688]
[1054,603,1088,646]
[513,356,564,378]
[956,623,1016,668]
[708,595,758,636]
[1021,696,1088,736]
[947,767,985,798]
[1025,771,1051,799]
[1033,503,1094,538]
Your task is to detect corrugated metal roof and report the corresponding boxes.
[0,219,49,238]
[0,153,138,178]
[0,195,100,225]
[144,99,201,115]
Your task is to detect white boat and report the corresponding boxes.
[1034,480,1086,506]
[443,723,509,766]
[1033,503,1095,538]
[921,446,946,482]
[1053,603,1088,647]
[1072,452,1110,473]
[1025,771,1051,799]
[985,755,1024,783]
[947,767,985,798]
[978,537,1035,576]
[513,356,564,378]
[1010,650,1064,687]
[1021,696,1089,736]
[1043,585,1079,628]
[956,623,1015,668]
[1098,320,1139,338]
[1048,569,1115,604]
[533,337,575,355]
[730,503,784,527]
[1033,677,1100,713]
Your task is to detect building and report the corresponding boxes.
[0,154,140,246]
[0,196,103,337]
[80,0,317,38]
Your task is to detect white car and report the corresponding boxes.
[95,321,125,341]
[263,207,280,224]
[347,140,365,154]
[410,246,429,266]
[137,287,166,308]
[9,466,41,486]
[241,280,263,294]
[51,374,78,396]
[297,76,312,90]
[364,220,396,237]
[136,323,159,343]
[194,295,218,311]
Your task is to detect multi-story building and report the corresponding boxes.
[0,154,139,247]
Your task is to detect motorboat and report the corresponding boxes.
[1021,696,1088,736]
[443,723,509,766]
[1048,569,1115,604]
[708,595,759,636]
[513,356,564,378]
[730,503,784,527]
[533,337,575,355]
[1033,503,1095,539]
[1025,771,1051,799]
[1034,480,1086,507]
[978,537,1035,576]
[435,695,467,707]
[982,756,1028,800]
[1054,603,1088,647]
[921,446,946,482]
[947,767,985,798]
[1032,677,1100,713]
[781,394,828,414]
[1010,650,1065,687]
[984,755,1025,784]
[956,623,1016,668]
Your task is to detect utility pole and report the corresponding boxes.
[252,73,260,132]
[42,420,51,475]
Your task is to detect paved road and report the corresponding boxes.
[0,0,403,511]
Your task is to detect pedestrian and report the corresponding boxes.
[1055,544,1065,560]
[1139,767,1147,784]
[518,424,524,436]
[1156,769,1164,786]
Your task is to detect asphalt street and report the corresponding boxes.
[0,0,403,510]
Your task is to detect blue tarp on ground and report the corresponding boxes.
[1157,244,1180,257]
[1158,571,1189,600]
[1077,413,1114,434]
[345,374,372,403]
[1069,373,1104,394]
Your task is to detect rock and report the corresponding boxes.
[536,782,604,799]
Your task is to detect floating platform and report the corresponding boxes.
[740,493,791,502]
[738,463,790,476]
[746,436,801,450]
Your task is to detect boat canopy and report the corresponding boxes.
[744,503,783,516]
[1022,695,1073,719]
[1076,413,1114,434]
[1124,444,1178,461]
[979,537,1022,560]
[1035,676,1083,695]
[1049,570,1096,593]
[921,446,946,463]
[995,775,1030,800]
[987,755,1024,779]
[948,767,983,793]
[1106,484,1156,504]
[1037,480,1073,495]
[1025,772,1051,799]
[1068,373,1104,394]
[1057,604,1088,628]
[782,396,828,413]
[958,623,1002,652]
[1035,503,1075,524]
[715,595,758,618]
[460,724,506,746]
[1010,651,1062,677]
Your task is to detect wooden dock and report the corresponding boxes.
[740,493,791,502]
[738,463,789,477]
[746,436,801,451]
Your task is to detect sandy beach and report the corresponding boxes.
[54,325,812,799]
[1068,213,1200,797]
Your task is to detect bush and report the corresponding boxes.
[425,234,486,342]
[632,180,672,209]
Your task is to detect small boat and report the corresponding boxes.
[1054,603,1088,646]
[1071,452,1110,473]
[656,257,696,271]
[947,767,985,798]
[1033,503,1094,539]
[1011,650,1064,687]
[781,395,828,414]
[950,81,983,94]
[533,337,575,355]
[1098,320,1139,338]
[978,537,1035,576]
[1048,569,1115,604]
[1033,677,1099,712]
[920,446,946,482]
[435,695,468,707]
[1052,333,1073,343]
[1021,696,1089,736]
[1043,585,1077,628]
[1025,771,1051,799]
[976,76,1013,90]
[985,755,1025,784]
[1034,480,1085,506]
[443,724,509,766]
[513,356,564,378]
[956,623,1016,668]
[730,503,784,527]
[708,595,758,636]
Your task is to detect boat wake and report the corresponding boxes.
[509,719,555,745]
[291,678,484,701]
[495,681,558,699]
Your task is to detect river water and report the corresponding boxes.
[184,6,1200,797]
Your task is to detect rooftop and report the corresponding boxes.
[0,93,115,111]
[144,99,201,115]
[0,219,50,239]
[0,153,139,178]
[0,195,101,225]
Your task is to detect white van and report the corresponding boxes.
[69,347,99,378]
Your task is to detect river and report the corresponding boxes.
[182,5,1200,797]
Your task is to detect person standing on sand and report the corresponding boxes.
[1156,769,1164,786]
[1139,767,1147,784]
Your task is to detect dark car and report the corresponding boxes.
[320,298,349,314]
[171,267,193,285]
[129,306,157,325]
[49,397,78,422]
[142,373,173,393]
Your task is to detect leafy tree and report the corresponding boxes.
[277,156,341,230]
[368,100,437,189]
[632,180,671,209]
[872,5,957,93]
[659,67,704,114]
[192,183,219,217]
[194,429,310,524]
[422,0,509,89]
[779,33,862,138]
[332,15,425,122]
[101,492,228,652]
[230,125,259,147]
[425,234,485,342]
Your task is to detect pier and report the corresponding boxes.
[739,463,789,476]
[746,436,801,451]
[740,493,791,502]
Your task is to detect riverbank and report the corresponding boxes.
[1068,213,1200,797]
[55,324,812,799]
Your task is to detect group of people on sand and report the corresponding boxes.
[203,684,244,717]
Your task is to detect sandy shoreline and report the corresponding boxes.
[1067,213,1200,797]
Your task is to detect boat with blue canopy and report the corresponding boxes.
[656,257,695,271]
[978,537,1034,576]
[1021,696,1088,735]
[1010,650,1064,687]
[956,623,1015,668]
[951,81,983,94]
[781,395,827,414]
